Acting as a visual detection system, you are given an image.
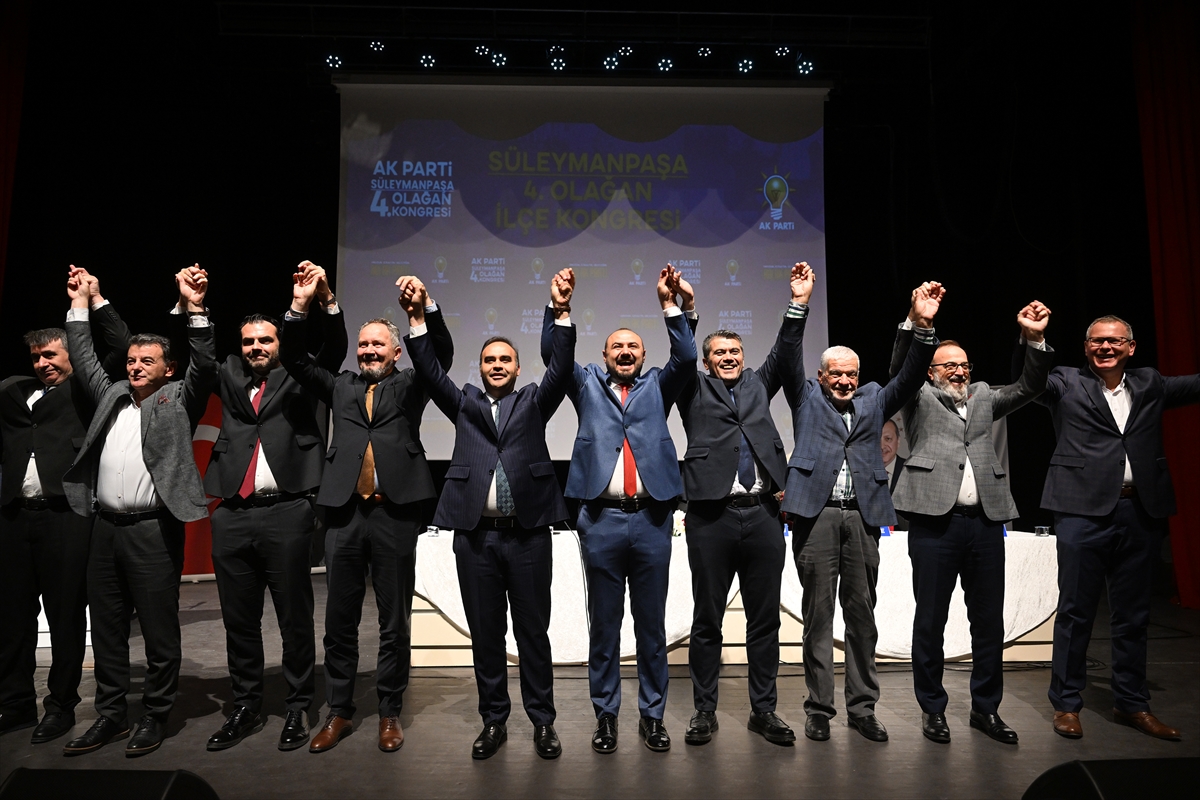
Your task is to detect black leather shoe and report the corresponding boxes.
[472,723,506,760]
[63,716,129,755]
[685,711,718,745]
[592,713,618,754]
[206,706,264,751]
[749,711,796,745]
[126,716,165,757]
[970,710,1018,744]
[804,714,830,742]
[279,709,310,751]
[534,724,561,759]
[0,709,37,736]
[848,714,889,742]
[638,717,671,752]
[922,712,951,744]
[31,711,75,744]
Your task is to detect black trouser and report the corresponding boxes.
[454,523,555,727]
[88,514,185,725]
[685,497,785,713]
[0,501,91,718]
[321,500,421,718]
[908,509,1006,715]
[211,497,316,715]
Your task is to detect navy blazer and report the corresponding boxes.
[408,320,575,530]
[1038,366,1200,518]
[540,306,696,501]
[676,314,806,501]
[280,308,453,508]
[780,334,938,527]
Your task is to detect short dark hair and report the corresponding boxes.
[702,329,742,359]
[480,335,520,366]
[128,333,173,363]
[24,328,67,351]
[239,313,280,335]
[1087,315,1133,340]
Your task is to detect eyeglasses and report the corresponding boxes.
[1085,336,1131,346]
[930,362,973,373]
[824,370,859,380]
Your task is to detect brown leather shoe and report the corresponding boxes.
[379,715,404,752]
[309,715,353,753]
[1053,711,1082,739]
[1114,710,1181,741]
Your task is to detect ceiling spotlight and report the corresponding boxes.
[617,46,633,56]
[492,52,507,67]
[325,55,342,69]
[549,45,565,54]
[775,46,789,56]
[603,55,619,70]
[419,54,435,68]
[658,58,673,72]
[796,59,814,74]
[475,45,489,56]
[738,59,754,73]
[369,41,384,52]
[550,57,565,71]
[697,46,712,57]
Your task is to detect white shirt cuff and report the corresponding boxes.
[320,301,340,314]
[187,315,210,328]
[410,322,428,337]
[66,308,89,322]
[1023,337,1048,351]
[663,306,683,318]
[90,299,110,310]
[553,316,572,327]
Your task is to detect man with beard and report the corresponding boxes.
[404,270,575,760]
[674,262,811,748]
[1040,316,1199,741]
[889,301,1053,745]
[281,274,451,754]
[202,261,347,752]
[780,281,942,744]
[540,265,696,753]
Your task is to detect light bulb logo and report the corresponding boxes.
[434,256,447,278]
[532,257,544,278]
[764,175,789,221]
[582,308,595,331]
[726,260,740,280]
[631,259,644,279]
[485,308,498,330]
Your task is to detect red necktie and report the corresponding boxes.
[621,384,637,498]
[237,377,267,499]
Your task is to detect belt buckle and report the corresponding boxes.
[494,517,515,528]
[619,497,639,513]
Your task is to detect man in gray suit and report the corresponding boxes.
[890,301,1053,745]
[60,266,218,758]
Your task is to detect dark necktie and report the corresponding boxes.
[237,377,267,499]
[730,387,756,492]
[493,399,514,516]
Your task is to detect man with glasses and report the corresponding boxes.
[889,302,1053,745]
[780,281,942,744]
[1040,316,1199,741]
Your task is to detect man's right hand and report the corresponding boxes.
[909,281,945,327]
[551,268,574,320]
[67,265,92,308]
[396,275,426,325]
[791,261,815,305]
[667,263,695,312]
[291,260,322,313]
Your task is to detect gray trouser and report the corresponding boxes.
[791,507,881,719]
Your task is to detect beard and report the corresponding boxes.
[360,359,392,383]
[932,372,968,406]
[245,351,280,376]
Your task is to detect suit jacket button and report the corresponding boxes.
[959,464,965,470]
[489,469,494,475]
[734,446,739,452]
[616,447,622,452]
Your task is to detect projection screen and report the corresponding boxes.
[336,80,829,459]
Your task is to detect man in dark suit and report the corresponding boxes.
[890,301,1053,745]
[0,274,129,744]
[780,281,942,744]
[203,261,347,753]
[281,273,452,754]
[1039,315,1199,741]
[404,270,575,760]
[61,266,218,757]
[674,262,811,748]
[540,265,696,753]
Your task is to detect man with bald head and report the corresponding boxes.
[780,282,942,743]
[540,265,696,753]
[1037,315,1200,741]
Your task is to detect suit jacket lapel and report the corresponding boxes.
[495,392,515,438]
[140,389,156,443]
[255,366,286,414]
[5,379,32,414]
[1124,371,1146,427]
[1080,368,1120,432]
[705,374,737,413]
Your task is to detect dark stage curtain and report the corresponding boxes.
[1133,0,1200,607]
[0,0,31,311]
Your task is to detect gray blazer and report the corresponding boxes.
[890,329,1054,521]
[63,316,218,522]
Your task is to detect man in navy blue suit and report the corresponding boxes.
[1040,315,1199,741]
[404,271,575,760]
[541,265,697,753]
[781,281,942,744]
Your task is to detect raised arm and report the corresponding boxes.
[303,262,349,372]
[879,281,943,419]
[172,266,219,424]
[280,262,338,405]
[991,301,1054,419]
[657,265,699,407]
[760,262,813,399]
[541,268,585,401]
[535,270,577,419]
[64,267,116,405]
[400,277,462,423]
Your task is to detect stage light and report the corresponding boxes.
[475,45,489,56]
[549,45,565,54]
[658,58,673,72]
[603,55,618,70]
[796,58,814,74]
[697,46,712,57]
[738,59,754,73]
[775,46,789,56]
[492,52,507,67]
[618,46,633,56]
[325,55,342,69]
[369,41,384,52]
[420,54,435,68]
[551,57,565,71]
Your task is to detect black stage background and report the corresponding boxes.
[1,1,1158,532]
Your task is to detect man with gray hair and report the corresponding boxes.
[780,282,943,743]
